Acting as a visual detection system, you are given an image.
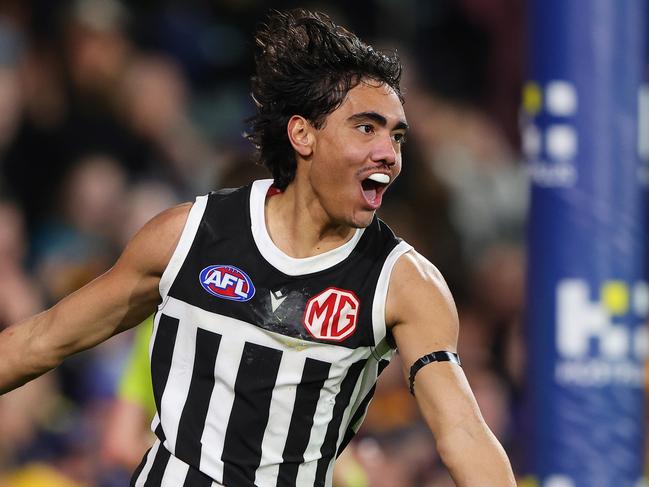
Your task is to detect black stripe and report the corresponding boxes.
[222,342,283,487]
[175,328,222,467]
[151,314,180,442]
[277,358,331,486]
[377,358,391,376]
[183,465,214,487]
[337,385,375,456]
[143,444,171,487]
[337,358,390,455]
[314,359,367,487]
[155,422,166,442]
[130,447,152,487]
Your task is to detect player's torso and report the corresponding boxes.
[136,179,410,487]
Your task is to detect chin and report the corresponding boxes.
[349,211,375,229]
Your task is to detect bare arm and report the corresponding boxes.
[0,203,192,394]
[387,250,515,486]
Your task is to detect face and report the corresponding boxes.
[305,80,408,229]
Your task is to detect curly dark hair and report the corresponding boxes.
[246,9,404,190]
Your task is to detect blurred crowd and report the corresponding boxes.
[0,0,526,485]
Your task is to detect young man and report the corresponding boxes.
[0,9,515,487]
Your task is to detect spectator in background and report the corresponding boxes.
[0,23,23,156]
[0,201,42,326]
[0,203,83,487]
[2,0,133,232]
[31,154,127,306]
[0,201,50,470]
[119,55,224,196]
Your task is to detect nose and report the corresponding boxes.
[370,134,397,167]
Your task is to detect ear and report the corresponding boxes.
[287,115,314,158]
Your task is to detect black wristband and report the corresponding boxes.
[408,351,461,396]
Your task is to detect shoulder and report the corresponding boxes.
[385,250,459,351]
[114,202,193,277]
[134,202,193,254]
[148,202,193,236]
[391,250,448,289]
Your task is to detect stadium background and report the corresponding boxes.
[0,0,638,486]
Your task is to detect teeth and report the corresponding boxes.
[367,173,390,184]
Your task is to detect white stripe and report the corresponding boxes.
[161,297,372,365]
[149,311,162,364]
[134,439,161,487]
[159,195,209,299]
[157,297,372,485]
[371,241,413,352]
[344,359,380,436]
[249,179,365,276]
[323,460,337,487]
[159,320,198,453]
[198,332,245,482]
[145,448,229,487]
[325,360,374,486]
[293,386,329,487]
[294,355,351,487]
[160,453,190,486]
[253,353,306,486]
[150,414,160,436]
[331,360,367,462]
[149,315,162,436]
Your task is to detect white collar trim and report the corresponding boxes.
[249,179,365,276]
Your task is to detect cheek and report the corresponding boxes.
[327,130,367,162]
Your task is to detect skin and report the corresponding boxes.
[0,80,514,486]
[265,80,407,257]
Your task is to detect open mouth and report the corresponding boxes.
[361,173,390,208]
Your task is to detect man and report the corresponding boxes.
[0,9,515,487]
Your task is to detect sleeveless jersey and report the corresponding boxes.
[131,179,412,487]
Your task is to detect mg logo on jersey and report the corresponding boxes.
[303,287,359,341]
[199,265,255,302]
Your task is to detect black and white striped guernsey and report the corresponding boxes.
[132,179,412,487]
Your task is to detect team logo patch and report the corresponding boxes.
[199,265,256,302]
[303,287,359,341]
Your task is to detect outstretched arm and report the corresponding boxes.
[386,250,515,486]
[0,203,191,394]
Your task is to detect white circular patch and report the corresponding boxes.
[546,125,577,161]
[633,281,649,316]
[547,81,577,116]
[634,327,649,359]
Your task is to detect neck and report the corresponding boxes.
[265,182,356,259]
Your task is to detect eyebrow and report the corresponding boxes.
[347,111,409,131]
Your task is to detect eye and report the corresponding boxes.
[392,132,407,144]
[356,124,374,135]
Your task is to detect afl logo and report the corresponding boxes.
[303,287,359,342]
[199,265,255,302]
